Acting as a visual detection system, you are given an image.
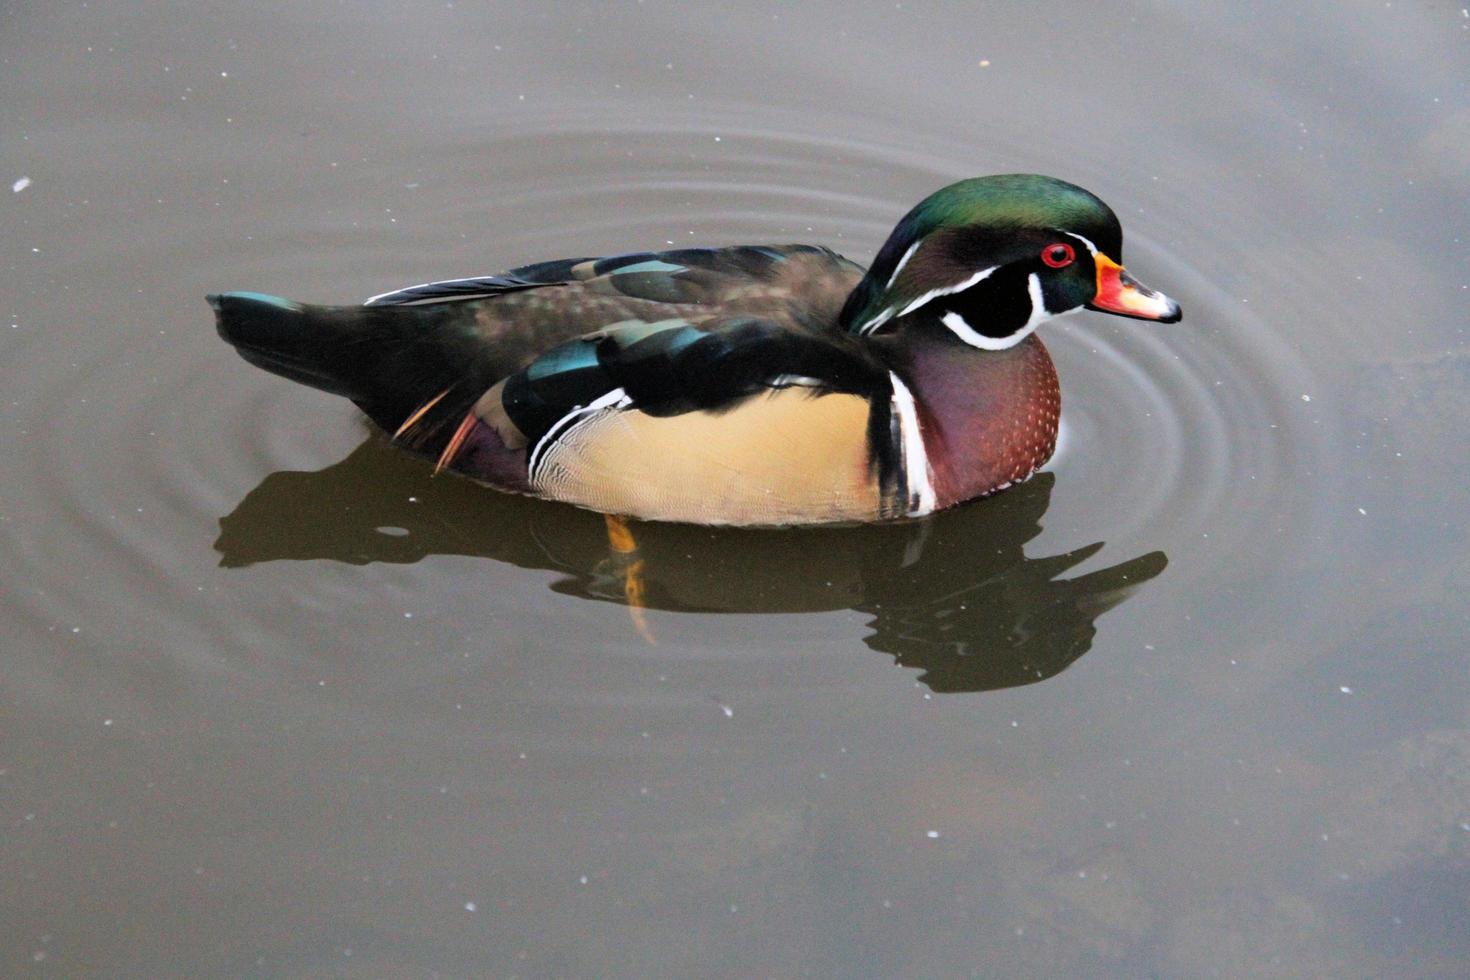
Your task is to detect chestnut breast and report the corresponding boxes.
[903,333,1060,508]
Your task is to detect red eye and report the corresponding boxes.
[1042,243,1075,268]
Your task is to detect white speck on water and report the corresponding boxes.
[719,703,733,718]
[1339,685,1354,694]
[403,612,412,618]
[578,875,588,885]
[103,718,113,726]
[12,177,31,193]
[464,901,477,911]
[1459,822,1470,831]
[32,952,45,963]
[1358,507,1367,515]
[926,830,940,839]
[1301,394,1312,402]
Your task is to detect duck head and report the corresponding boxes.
[841,174,1181,347]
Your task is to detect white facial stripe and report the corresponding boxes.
[939,272,1050,351]
[889,373,936,517]
[856,307,894,336]
[858,264,1001,336]
[885,240,922,290]
[897,265,997,318]
[1061,230,1099,256]
[527,387,632,483]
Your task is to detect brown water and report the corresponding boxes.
[4,2,1468,975]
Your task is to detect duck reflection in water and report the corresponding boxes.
[216,437,1166,694]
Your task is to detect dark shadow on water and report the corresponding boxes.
[217,437,1166,693]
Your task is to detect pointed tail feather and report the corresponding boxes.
[393,387,454,440]
[208,291,490,439]
[209,292,357,397]
[434,412,479,474]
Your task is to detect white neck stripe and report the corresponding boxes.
[938,272,1049,351]
[1022,271,1050,331]
[941,311,1010,350]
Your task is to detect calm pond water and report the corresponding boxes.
[4,1,1468,975]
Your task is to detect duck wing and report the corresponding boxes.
[214,245,869,461]
[364,244,861,317]
[440,313,899,524]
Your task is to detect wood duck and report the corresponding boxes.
[211,173,1180,527]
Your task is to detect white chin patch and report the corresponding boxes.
[940,273,1051,350]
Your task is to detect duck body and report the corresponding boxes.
[212,174,1179,526]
